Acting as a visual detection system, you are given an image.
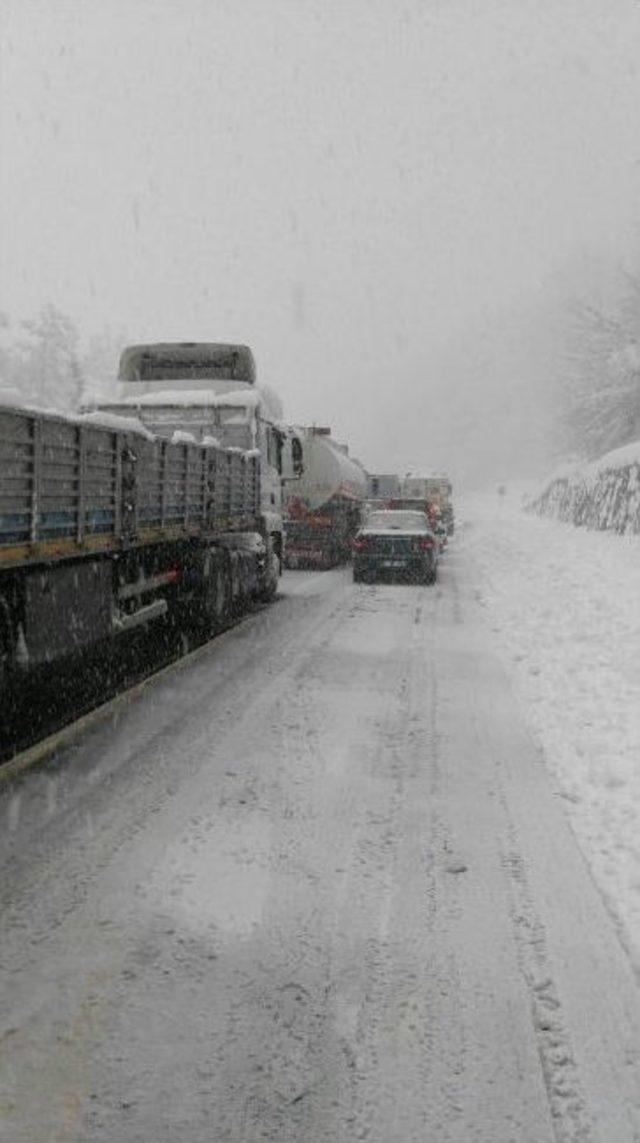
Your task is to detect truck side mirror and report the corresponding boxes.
[292,437,303,477]
[280,432,304,481]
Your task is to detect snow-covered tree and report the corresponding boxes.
[2,304,84,409]
[0,307,125,411]
[81,326,126,403]
[560,272,640,459]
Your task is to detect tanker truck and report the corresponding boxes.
[283,427,367,568]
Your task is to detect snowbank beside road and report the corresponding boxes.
[529,441,640,534]
[464,493,640,968]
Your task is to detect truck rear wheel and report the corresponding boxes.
[259,536,280,600]
[213,564,232,626]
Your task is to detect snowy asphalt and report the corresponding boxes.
[2,553,640,1142]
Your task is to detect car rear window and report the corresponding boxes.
[364,511,429,532]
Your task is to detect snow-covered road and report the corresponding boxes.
[464,492,640,974]
[2,554,640,1142]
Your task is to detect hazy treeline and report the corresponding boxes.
[0,305,123,410]
[1,270,640,474]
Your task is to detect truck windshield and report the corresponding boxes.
[135,358,240,381]
[119,344,256,384]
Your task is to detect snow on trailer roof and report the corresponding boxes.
[112,388,262,410]
[78,409,156,438]
[109,384,285,422]
[0,396,156,439]
[0,394,260,458]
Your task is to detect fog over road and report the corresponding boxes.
[2,554,640,1142]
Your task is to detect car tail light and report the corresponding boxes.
[419,536,435,550]
[352,536,371,552]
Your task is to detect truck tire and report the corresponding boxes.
[259,537,280,601]
[213,563,232,626]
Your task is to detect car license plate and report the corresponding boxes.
[381,559,406,568]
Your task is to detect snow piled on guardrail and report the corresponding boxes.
[528,441,640,533]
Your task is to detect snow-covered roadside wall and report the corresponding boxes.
[528,442,640,534]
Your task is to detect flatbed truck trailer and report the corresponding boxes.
[0,402,268,691]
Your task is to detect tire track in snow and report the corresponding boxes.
[448,545,640,1141]
[231,583,440,1141]
[276,586,422,1141]
[500,841,593,1142]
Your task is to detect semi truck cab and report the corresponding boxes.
[95,342,302,573]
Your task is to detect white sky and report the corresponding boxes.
[2,0,640,479]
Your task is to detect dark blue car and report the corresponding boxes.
[352,510,438,585]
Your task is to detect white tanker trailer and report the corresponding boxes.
[283,427,367,568]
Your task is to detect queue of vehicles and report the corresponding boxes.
[0,340,453,703]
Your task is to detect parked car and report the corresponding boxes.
[352,509,438,584]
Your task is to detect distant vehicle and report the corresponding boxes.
[283,427,367,568]
[401,474,454,535]
[352,509,438,585]
[367,473,400,499]
[378,496,445,549]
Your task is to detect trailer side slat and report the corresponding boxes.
[0,407,260,563]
